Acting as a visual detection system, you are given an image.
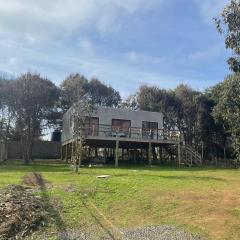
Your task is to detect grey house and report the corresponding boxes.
[61,106,183,166]
[62,106,167,142]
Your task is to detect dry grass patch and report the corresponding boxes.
[167,190,240,239]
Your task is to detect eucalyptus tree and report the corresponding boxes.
[11,72,60,164]
[215,0,240,72]
[87,78,121,107]
[211,73,240,161]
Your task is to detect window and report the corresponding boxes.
[142,121,158,139]
[112,119,131,137]
[84,117,99,136]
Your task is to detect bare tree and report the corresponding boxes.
[71,100,93,173]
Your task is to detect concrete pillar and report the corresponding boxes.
[115,140,119,167]
[148,142,152,166]
[122,148,124,161]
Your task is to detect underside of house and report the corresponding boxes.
[61,106,202,167]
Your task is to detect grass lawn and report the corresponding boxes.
[1,161,240,239]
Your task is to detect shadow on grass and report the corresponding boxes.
[138,174,226,182]
[0,161,69,173]
[31,173,69,239]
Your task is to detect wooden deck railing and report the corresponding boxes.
[77,124,180,142]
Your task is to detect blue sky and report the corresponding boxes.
[0,0,231,97]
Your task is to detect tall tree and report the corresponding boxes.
[11,73,60,164]
[87,78,121,107]
[215,0,240,72]
[60,74,121,110]
[0,79,16,141]
[211,73,240,161]
[60,73,88,111]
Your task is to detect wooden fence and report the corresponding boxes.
[0,140,61,160]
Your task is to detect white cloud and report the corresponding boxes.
[126,51,163,65]
[194,0,229,23]
[78,39,95,55]
[0,0,160,41]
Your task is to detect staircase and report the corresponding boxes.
[182,145,202,167]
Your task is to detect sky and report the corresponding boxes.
[0,0,231,97]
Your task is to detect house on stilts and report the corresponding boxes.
[61,106,202,167]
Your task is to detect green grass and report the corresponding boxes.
[1,161,240,239]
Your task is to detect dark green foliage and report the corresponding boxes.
[215,0,240,72]
[211,73,240,161]
[60,74,121,110]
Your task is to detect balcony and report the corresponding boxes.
[77,124,180,143]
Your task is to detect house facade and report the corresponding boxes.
[62,106,165,143]
[61,106,182,167]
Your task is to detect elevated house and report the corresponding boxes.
[61,106,201,166]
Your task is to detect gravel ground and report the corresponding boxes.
[122,225,206,240]
[33,225,207,240]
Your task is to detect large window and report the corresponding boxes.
[84,117,99,136]
[112,119,131,137]
[142,121,158,139]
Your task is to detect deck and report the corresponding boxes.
[61,124,181,166]
[62,124,180,150]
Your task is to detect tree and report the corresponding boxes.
[71,100,93,173]
[87,78,121,107]
[0,79,16,141]
[211,73,240,161]
[214,0,240,72]
[137,85,181,132]
[60,73,88,111]
[121,94,138,110]
[60,74,121,110]
[11,73,60,164]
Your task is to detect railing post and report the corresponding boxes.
[117,127,119,138]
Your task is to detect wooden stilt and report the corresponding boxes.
[71,142,74,162]
[61,145,64,160]
[122,148,124,161]
[65,144,68,163]
[133,149,137,164]
[115,140,119,167]
[224,147,226,162]
[104,148,107,163]
[178,142,181,168]
[159,146,163,165]
[148,142,152,166]
[94,147,98,157]
[127,148,130,161]
[78,138,83,168]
